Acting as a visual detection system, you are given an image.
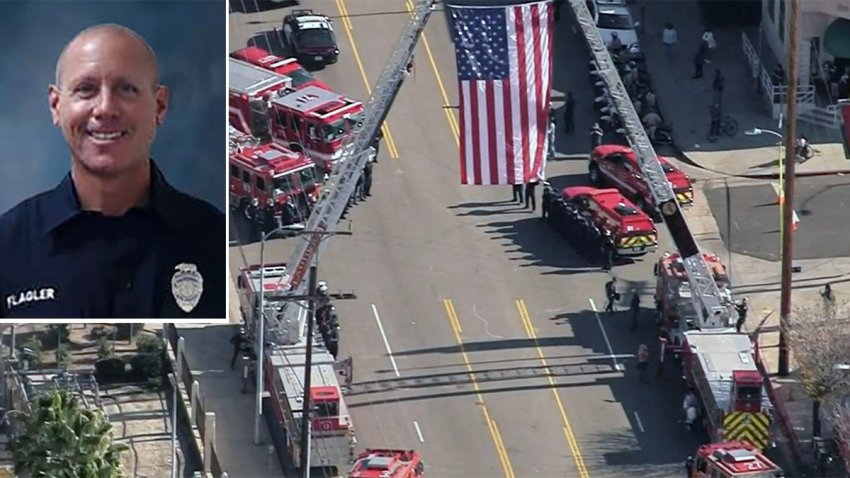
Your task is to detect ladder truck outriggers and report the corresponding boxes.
[567,0,779,468]
[240,0,438,474]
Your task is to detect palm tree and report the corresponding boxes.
[11,389,128,477]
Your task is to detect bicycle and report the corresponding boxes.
[707,115,738,143]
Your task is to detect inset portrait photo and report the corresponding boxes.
[0,1,227,320]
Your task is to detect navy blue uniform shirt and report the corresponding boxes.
[0,160,225,319]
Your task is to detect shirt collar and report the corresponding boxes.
[42,159,185,235]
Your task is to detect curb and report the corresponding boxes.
[753,343,809,475]
[669,142,850,180]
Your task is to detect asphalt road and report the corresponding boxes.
[705,176,850,262]
[228,1,712,477]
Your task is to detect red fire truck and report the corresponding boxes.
[236,264,356,475]
[230,46,331,91]
[266,85,364,172]
[654,251,734,354]
[686,441,784,477]
[347,449,425,478]
[589,144,694,214]
[683,332,775,451]
[562,186,659,257]
[229,57,293,140]
[229,132,321,226]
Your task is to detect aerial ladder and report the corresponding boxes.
[568,0,735,329]
[261,0,439,344]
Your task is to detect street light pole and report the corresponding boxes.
[744,127,785,256]
[779,0,801,377]
[169,373,178,478]
[300,263,318,478]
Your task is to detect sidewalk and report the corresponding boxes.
[177,322,286,477]
[635,0,850,180]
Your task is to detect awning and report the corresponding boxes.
[824,18,850,59]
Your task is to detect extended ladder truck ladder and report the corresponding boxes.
[568,0,733,329]
[264,0,439,344]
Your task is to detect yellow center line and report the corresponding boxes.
[337,0,354,30]
[335,0,400,159]
[516,299,590,478]
[404,0,460,145]
[443,299,515,478]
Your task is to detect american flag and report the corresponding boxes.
[449,1,554,185]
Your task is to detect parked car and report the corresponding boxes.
[596,4,639,49]
[282,9,339,66]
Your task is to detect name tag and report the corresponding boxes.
[6,287,56,309]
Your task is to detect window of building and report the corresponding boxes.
[230,165,239,177]
[778,0,786,43]
[768,0,776,24]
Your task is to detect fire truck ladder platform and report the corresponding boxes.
[569,0,733,329]
[266,0,438,345]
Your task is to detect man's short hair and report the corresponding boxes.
[54,23,160,88]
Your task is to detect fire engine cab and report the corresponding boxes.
[229,133,320,227]
[229,57,293,140]
[589,144,694,214]
[655,251,734,353]
[267,85,364,171]
[347,449,425,478]
[562,186,658,257]
[686,441,784,477]
[230,46,331,91]
[683,333,774,451]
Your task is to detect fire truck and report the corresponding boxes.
[654,251,734,353]
[229,46,331,91]
[229,128,321,227]
[266,85,364,172]
[589,144,694,214]
[229,57,294,140]
[346,449,425,478]
[686,441,784,477]
[562,186,658,257]
[236,264,356,474]
[682,333,775,451]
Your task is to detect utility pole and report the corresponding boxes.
[778,0,801,377]
[300,264,318,478]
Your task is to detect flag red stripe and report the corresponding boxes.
[514,7,529,185]
[458,81,467,184]
[485,82,499,185]
[503,77,515,184]
[470,81,482,184]
[530,5,545,181]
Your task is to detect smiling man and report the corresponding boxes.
[0,24,225,319]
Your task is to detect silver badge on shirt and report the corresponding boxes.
[171,263,203,313]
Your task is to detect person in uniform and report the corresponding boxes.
[0,24,224,318]
[541,183,555,220]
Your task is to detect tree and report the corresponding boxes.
[11,389,128,477]
[828,400,850,472]
[786,301,850,438]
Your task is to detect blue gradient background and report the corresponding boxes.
[0,0,226,214]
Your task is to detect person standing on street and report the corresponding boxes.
[821,282,836,309]
[709,102,721,138]
[630,290,641,331]
[363,160,373,197]
[525,179,539,211]
[701,27,716,64]
[230,329,247,370]
[604,277,618,313]
[734,297,749,333]
[564,92,576,134]
[512,183,524,203]
[541,183,555,220]
[662,23,677,61]
[590,122,604,150]
[637,344,650,383]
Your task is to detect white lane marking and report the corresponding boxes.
[633,411,645,433]
[372,304,401,377]
[588,298,624,372]
[413,420,425,443]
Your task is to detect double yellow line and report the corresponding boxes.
[403,0,460,144]
[443,299,515,478]
[515,299,590,478]
[335,0,400,159]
